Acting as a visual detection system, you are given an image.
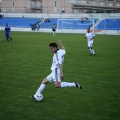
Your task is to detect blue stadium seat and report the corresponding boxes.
[2,17,119,30]
[95,18,120,30]
[0,17,40,28]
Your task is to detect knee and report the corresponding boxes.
[41,78,49,84]
[54,82,61,88]
[41,81,45,84]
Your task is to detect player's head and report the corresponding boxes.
[87,28,90,33]
[49,42,58,53]
[6,23,8,27]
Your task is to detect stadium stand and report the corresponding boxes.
[95,18,120,30]
[0,17,120,30]
[0,17,40,28]
[40,18,58,28]
[0,17,98,30]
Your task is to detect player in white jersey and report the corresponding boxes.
[84,28,96,55]
[30,40,82,100]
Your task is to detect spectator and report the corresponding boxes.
[0,14,4,19]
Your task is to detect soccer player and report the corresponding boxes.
[4,23,12,42]
[84,28,96,55]
[52,23,56,36]
[30,40,82,100]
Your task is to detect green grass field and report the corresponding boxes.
[0,31,120,120]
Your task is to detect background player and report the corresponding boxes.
[5,23,12,42]
[84,28,96,55]
[52,23,56,36]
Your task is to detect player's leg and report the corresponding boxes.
[30,72,53,98]
[90,41,95,55]
[53,31,55,36]
[88,41,92,54]
[52,30,54,36]
[61,82,82,88]
[53,68,82,89]
[9,36,12,41]
[54,82,76,88]
[54,30,56,36]
[30,78,49,99]
[7,37,9,42]
[91,47,95,55]
[8,37,12,41]
[8,33,12,41]
[88,47,91,54]
[88,46,92,55]
[53,29,56,36]
[88,41,96,55]
[54,81,82,89]
[6,34,9,42]
[34,78,49,97]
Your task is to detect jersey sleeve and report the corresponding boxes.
[61,49,66,55]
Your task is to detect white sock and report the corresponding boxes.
[35,84,45,97]
[61,82,76,88]
[89,48,92,54]
[91,49,95,54]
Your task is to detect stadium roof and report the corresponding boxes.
[72,4,120,12]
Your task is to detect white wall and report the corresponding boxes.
[1,27,120,35]
[1,13,120,18]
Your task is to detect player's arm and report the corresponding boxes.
[58,40,65,50]
[90,37,95,40]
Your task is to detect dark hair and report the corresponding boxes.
[49,42,58,48]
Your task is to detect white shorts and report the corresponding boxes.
[88,40,93,48]
[46,68,61,82]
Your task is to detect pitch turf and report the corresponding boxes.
[0,31,120,120]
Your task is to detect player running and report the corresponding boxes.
[84,28,96,55]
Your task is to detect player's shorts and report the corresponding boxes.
[46,68,61,82]
[52,29,56,31]
[88,40,93,47]
[6,33,10,37]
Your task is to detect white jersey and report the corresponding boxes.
[86,32,95,42]
[51,49,66,70]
